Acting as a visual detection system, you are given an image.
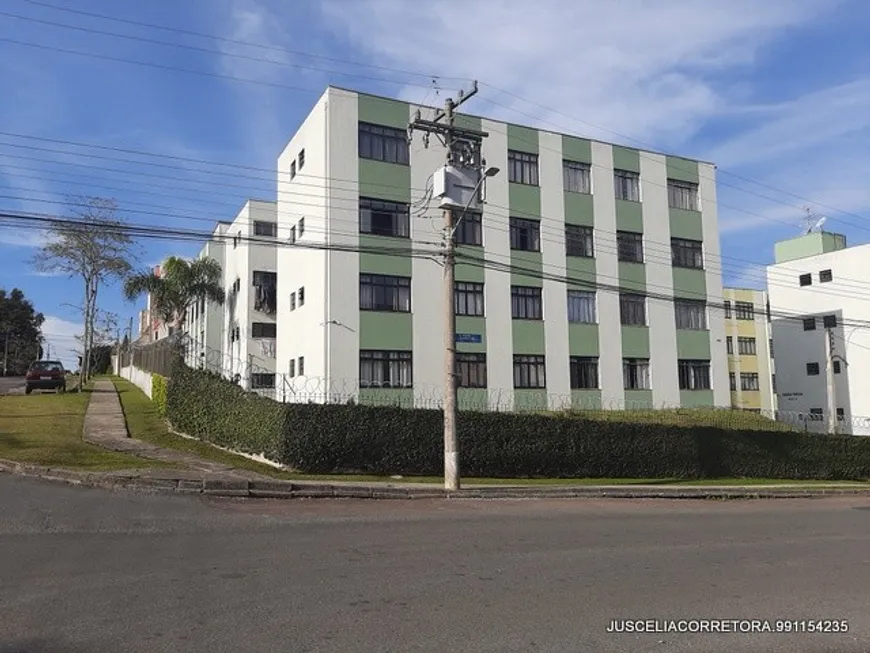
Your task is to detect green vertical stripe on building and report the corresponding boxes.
[454,113,482,132]
[512,320,545,355]
[612,146,640,173]
[571,389,602,409]
[680,389,714,408]
[672,268,706,300]
[568,324,599,356]
[624,389,653,409]
[358,236,413,276]
[564,193,594,226]
[455,246,486,283]
[666,156,699,183]
[359,312,413,349]
[359,160,411,203]
[669,210,703,240]
[621,326,650,358]
[509,183,541,219]
[676,329,711,359]
[566,256,595,287]
[455,316,486,353]
[511,251,543,286]
[562,135,592,163]
[515,389,548,410]
[618,261,646,293]
[507,124,539,153]
[458,388,488,411]
[357,93,410,129]
[615,199,643,231]
[358,388,414,407]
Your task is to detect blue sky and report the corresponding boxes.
[2,0,870,367]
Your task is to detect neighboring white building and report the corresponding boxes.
[271,86,730,410]
[766,230,870,434]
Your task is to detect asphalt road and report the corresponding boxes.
[0,376,23,395]
[2,476,870,653]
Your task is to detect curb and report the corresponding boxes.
[3,459,870,500]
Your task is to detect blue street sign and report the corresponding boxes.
[456,333,482,344]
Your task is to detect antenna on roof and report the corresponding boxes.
[801,206,827,235]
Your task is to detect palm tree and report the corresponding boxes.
[123,256,225,333]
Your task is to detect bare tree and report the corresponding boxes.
[32,197,135,387]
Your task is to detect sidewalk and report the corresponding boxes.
[3,378,870,500]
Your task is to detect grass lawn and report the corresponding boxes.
[0,388,159,471]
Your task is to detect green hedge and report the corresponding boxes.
[151,373,167,417]
[168,363,870,480]
[166,359,286,461]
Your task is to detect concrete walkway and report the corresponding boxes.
[83,378,270,481]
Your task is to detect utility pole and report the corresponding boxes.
[409,81,489,490]
[826,327,837,435]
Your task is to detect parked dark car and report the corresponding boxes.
[25,360,67,394]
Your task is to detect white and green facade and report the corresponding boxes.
[275,86,730,410]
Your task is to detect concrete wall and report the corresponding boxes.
[119,365,153,399]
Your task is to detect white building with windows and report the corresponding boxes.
[767,230,870,434]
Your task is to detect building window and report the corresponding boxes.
[837,407,845,421]
[772,374,776,392]
[823,314,837,328]
[454,210,482,246]
[511,286,543,320]
[289,359,296,377]
[358,122,409,165]
[509,217,541,251]
[569,356,598,389]
[667,179,699,211]
[298,356,304,376]
[770,338,774,357]
[614,169,640,202]
[254,221,277,237]
[808,408,824,421]
[740,372,760,391]
[251,322,276,338]
[290,160,296,180]
[457,353,487,388]
[674,299,707,330]
[806,362,820,376]
[359,197,410,238]
[298,287,305,306]
[565,225,594,257]
[623,358,650,390]
[617,231,643,262]
[298,149,305,170]
[513,355,546,388]
[729,372,736,391]
[360,350,412,388]
[735,301,754,320]
[724,300,732,319]
[289,225,296,244]
[737,337,756,355]
[820,269,832,283]
[799,273,812,286]
[678,359,711,390]
[726,336,733,354]
[290,292,296,311]
[563,160,591,194]
[671,238,703,269]
[359,274,411,312]
[833,360,841,374]
[251,373,276,389]
[298,217,305,237]
[803,317,816,331]
[508,150,539,186]
[620,293,646,326]
[567,290,596,324]
[253,270,276,287]
[455,281,484,316]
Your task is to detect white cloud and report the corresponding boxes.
[41,315,83,369]
[0,226,48,248]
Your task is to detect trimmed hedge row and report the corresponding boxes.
[168,362,870,480]
[151,373,168,417]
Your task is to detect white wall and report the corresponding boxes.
[120,365,153,399]
[590,142,624,408]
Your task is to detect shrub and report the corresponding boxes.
[151,373,167,417]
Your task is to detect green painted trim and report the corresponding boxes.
[358,235,413,276]
[571,389,602,409]
[509,184,541,219]
[455,246,486,282]
[358,94,410,129]
[669,209,703,240]
[564,192,594,226]
[562,136,592,163]
[666,156,699,183]
[358,160,411,203]
[456,316,486,353]
[621,326,650,358]
[676,329,712,359]
[680,389,714,408]
[612,146,641,173]
[359,312,412,349]
[624,389,653,409]
[514,389,548,410]
[774,232,847,263]
[507,124,539,154]
[615,199,644,231]
[511,251,543,287]
[568,324,599,356]
[454,114,482,132]
[358,388,414,408]
[618,261,646,293]
[672,268,707,300]
[512,320,545,355]
[566,256,596,288]
[458,388,488,411]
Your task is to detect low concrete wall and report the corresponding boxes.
[120,365,153,399]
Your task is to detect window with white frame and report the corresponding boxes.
[614,169,640,202]
[457,353,487,388]
[563,160,591,194]
[511,286,543,319]
[359,197,410,238]
[726,336,733,354]
[565,225,594,257]
[359,350,412,388]
[567,290,596,324]
[358,122,409,165]
[251,373,276,389]
[508,150,539,186]
[671,238,703,269]
[454,281,484,317]
[253,221,277,237]
[737,337,756,355]
[620,293,646,326]
[509,217,541,251]
[724,300,732,318]
[251,322,276,338]
[570,356,598,389]
[729,372,736,391]
[741,372,760,391]
[359,274,411,312]
[735,301,754,320]
[674,299,707,330]
[678,359,711,390]
[667,179,699,211]
[617,231,643,262]
[454,210,482,246]
[513,355,546,388]
[623,358,650,389]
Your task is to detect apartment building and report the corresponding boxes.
[722,287,776,413]
[767,230,870,434]
[273,86,730,410]
[187,222,228,371]
[135,264,172,343]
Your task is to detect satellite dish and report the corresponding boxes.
[813,216,827,232]
[801,208,827,235]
